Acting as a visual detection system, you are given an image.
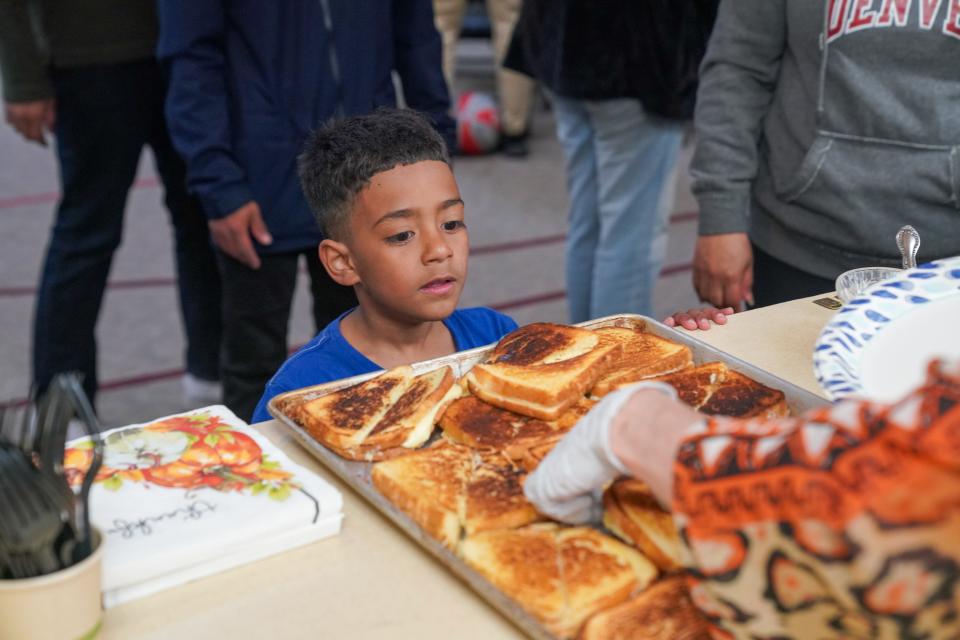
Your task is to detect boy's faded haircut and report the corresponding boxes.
[298,108,451,239]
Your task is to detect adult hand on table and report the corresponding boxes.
[693,233,754,311]
[523,382,696,524]
[209,201,273,269]
[5,99,56,146]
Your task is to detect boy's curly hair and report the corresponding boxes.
[298,108,451,240]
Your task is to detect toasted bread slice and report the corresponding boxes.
[510,398,596,471]
[288,366,413,457]
[488,322,601,365]
[651,361,728,408]
[603,479,682,572]
[467,345,618,421]
[551,396,597,432]
[466,322,618,421]
[462,524,657,639]
[699,369,789,419]
[591,327,693,397]
[580,576,710,640]
[461,524,566,634]
[463,452,541,535]
[373,441,539,546]
[520,439,564,473]
[370,440,472,549]
[439,396,550,452]
[558,527,658,638]
[647,362,789,418]
[438,395,587,463]
[356,366,460,459]
[290,365,459,461]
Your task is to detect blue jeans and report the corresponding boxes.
[33,60,222,404]
[552,96,683,322]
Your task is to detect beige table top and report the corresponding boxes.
[690,293,839,397]
[100,295,838,639]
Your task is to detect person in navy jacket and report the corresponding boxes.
[157,0,456,421]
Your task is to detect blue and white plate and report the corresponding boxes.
[814,255,960,402]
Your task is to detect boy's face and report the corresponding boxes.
[328,160,468,324]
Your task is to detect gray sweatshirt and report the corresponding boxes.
[691,0,960,278]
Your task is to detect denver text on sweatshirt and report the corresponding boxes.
[691,0,960,278]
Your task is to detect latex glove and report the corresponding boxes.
[523,381,678,525]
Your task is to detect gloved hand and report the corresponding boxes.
[523,381,678,525]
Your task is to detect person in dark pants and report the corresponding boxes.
[0,2,222,406]
[750,244,835,308]
[159,1,456,421]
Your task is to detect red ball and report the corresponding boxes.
[456,91,501,155]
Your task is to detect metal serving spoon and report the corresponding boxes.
[896,225,921,270]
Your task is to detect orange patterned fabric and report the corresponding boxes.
[672,360,960,639]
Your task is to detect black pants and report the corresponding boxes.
[217,249,357,422]
[33,59,222,403]
[752,243,835,308]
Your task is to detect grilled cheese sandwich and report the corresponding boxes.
[467,323,619,421]
[591,327,693,397]
[461,524,657,639]
[580,576,710,640]
[438,395,594,465]
[652,362,789,418]
[371,441,540,548]
[603,479,682,572]
[288,365,460,461]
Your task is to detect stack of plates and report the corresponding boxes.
[814,256,960,402]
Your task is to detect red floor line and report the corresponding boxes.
[661,262,694,277]
[0,177,160,211]
[471,233,566,256]
[490,290,567,312]
[97,367,185,392]
[0,277,178,298]
[0,342,309,410]
[473,211,696,256]
[488,263,693,313]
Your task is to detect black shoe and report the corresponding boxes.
[499,133,529,158]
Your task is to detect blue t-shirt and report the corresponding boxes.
[251,307,517,423]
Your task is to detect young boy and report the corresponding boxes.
[250,108,733,423]
[251,109,517,422]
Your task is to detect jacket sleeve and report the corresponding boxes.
[156,1,253,220]
[392,0,457,152]
[0,0,52,102]
[689,0,787,236]
[671,360,960,636]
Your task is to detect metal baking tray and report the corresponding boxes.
[268,314,827,639]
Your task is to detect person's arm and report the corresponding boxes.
[527,359,960,636]
[671,361,960,635]
[0,0,55,145]
[391,0,457,152]
[689,0,787,309]
[156,2,271,268]
[523,383,696,523]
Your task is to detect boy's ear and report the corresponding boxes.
[319,239,360,287]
